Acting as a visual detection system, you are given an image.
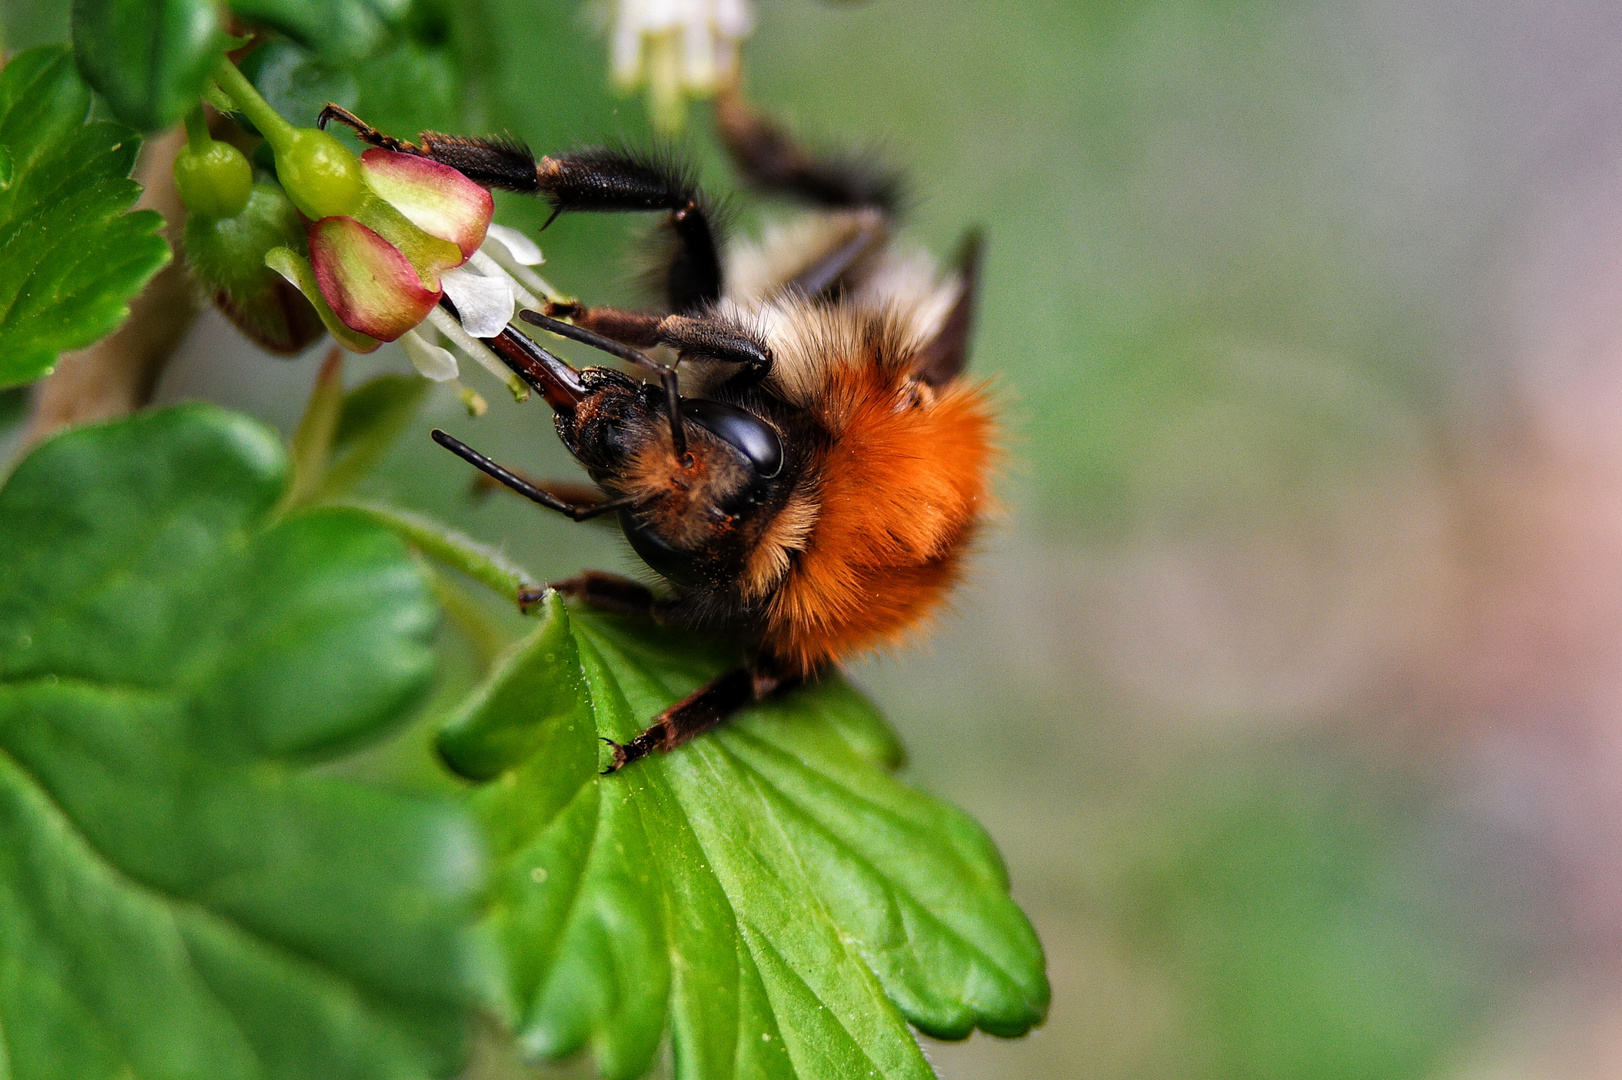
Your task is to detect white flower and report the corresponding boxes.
[384,224,566,410]
[401,328,460,382]
[440,264,516,339]
[484,223,545,266]
[609,0,754,130]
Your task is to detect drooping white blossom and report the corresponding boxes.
[608,0,754,130]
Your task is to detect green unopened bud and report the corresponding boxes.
[186,183,325,355]
[174,140,253,219]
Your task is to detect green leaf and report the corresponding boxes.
[70,0,224,131]
[0,403,482,1079]
[0,47,171,389]
[441,594,1049,1080]
[231,0,412,65]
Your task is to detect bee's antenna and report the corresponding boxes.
[430,429,638,521]
[520,310,688,461]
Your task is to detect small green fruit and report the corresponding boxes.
[274,128,366,220]
[173,140,253,219]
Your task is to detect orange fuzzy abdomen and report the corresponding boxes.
[763,367,998,673]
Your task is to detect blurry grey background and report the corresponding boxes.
[17,0,1622,1076]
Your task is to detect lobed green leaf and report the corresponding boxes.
[442,594,1049,1080]
[0,403,482,1080]
[0,47,171,388]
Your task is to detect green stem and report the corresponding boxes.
[182,106,212,153]
[429,569,515,670]
[336,501,540,604]
[211,56,296,150]
[282,349,345,512]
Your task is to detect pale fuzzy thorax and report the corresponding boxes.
[722,210,882,303]
[738,490,818,601]
[716,210,964,409]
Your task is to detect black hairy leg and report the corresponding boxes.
[431,429,638,521]
[318,105,542,192]
[319,106,722,311]
[316,104,419,153]
[534,148,722,313]
[715,87,904,215]
[527,305,772,384]
[914,228,984,387]
[602,654,804,773]
[520,571,660,616]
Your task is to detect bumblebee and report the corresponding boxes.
[321,91,995,772]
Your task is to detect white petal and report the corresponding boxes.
[642,0,683,31]
[401,329,460,381]
[427,306,529,401]
[466,250,543,310]
[483,223,545,266]
[612,18,645,84]
[715,0,752,36]
[440,265,515,338]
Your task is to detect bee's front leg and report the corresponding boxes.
[602,654,804,774]
[534,572,660,618]
[316,104,423,154]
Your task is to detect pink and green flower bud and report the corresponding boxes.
[308,216,442,341]
[347,192,465,288]
[265,246,381,354]
[299,149,498,346]
[359,150,493,260]
[185,183,324,355]
[211,57,510,358]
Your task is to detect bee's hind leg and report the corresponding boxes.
[715,86,904,215]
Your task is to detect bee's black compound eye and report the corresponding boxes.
[680,398,783,479]
[618,509,710,587]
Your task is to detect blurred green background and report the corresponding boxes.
[15,0,1622,1076]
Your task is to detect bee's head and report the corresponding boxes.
[556,367,789,588]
